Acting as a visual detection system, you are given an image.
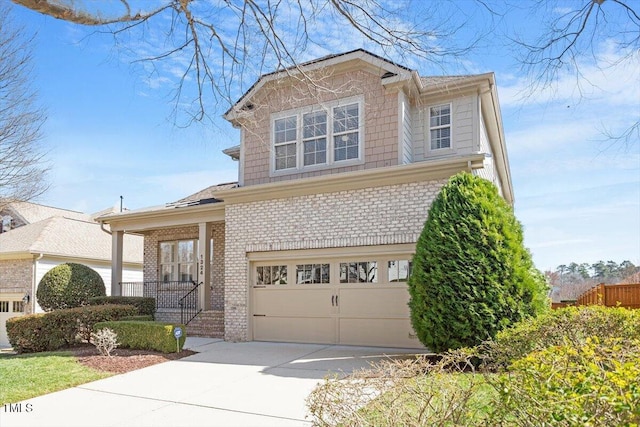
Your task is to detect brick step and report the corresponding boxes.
[186,310,224,338]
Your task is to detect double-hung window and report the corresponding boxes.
[274,116,298,170]
[429,103,451,150]
[273,98,362,172]
[303,111,327,166]
[333,103,360,161]
[160,240,197,282]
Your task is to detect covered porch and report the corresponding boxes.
[101,199,227,332]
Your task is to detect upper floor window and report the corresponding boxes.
[160,240,197,282]
[272,98,363,172]
[274,117,298,170]
[429,103,451,150]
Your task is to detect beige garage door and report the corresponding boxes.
[251,250,423,349]
[0,294,25,348]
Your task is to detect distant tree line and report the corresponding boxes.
[547,260,639,301]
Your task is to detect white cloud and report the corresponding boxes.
[499,43,640,108]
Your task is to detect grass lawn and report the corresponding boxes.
[0,351,111,405]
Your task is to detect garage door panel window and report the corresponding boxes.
[296,264,330,284]
[388,260,413,282]
[340,261,378,283]
[0,301,8,312]
[12,301,24,313]
[257,265,288,285]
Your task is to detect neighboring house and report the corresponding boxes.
[0,201,143,348]
[101,49,513,348]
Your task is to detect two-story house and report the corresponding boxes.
[101,49,513,348]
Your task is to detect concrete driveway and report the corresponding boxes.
[1,338,426,427]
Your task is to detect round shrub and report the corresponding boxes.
[36,263,106,311]
[408,172,548,353]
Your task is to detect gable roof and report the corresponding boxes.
[2,201,89,224]
[0,216,143,263]
[224,49,416,122]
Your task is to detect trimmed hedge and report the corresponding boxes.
[6,304,138,353]
[94,321,186,353]
[36,263,106,311]
[88,296,156,318]
[121,315,154,321]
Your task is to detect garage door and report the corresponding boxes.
[0,295,25,348]
[251,250,423,349]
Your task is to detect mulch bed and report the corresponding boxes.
[71,345,196,374]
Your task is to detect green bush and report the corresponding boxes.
[483,305,640,368]
[408,172,548,353]
[36,263,106,311]
[489,337,640,426]
[120,315,154,321]
[5,313,67,353]
[94,321,186,353]
[88,296,156,318]
[6,304,137,353]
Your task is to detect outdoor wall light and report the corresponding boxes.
[22,293,30,304]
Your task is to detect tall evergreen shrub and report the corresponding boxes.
[408,172,548,352]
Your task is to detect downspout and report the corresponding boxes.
[100,222,112,235]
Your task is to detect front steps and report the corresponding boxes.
[186,310,224,338]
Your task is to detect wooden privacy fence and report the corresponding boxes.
[576,283,640,309]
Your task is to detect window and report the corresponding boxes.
[274,116,298,170]
[296,264,330,284]
[333,104,360,161]
[429,104,451,150]
[256,265,288,285]
[160,240,197,282]
[388,260,412,282]
[13,301,24,312]
[303,111,327,166]
[340,261,378,283]
[0,301,8,312]
[272,99,362,172]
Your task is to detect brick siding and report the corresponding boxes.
[223,178,446,341]
[0,259,34,314]
[143,223,225,310]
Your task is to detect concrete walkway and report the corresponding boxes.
[1,338,425,427]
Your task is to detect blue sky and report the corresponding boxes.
[10,1,640,272]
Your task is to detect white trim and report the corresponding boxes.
[269,95,365,176]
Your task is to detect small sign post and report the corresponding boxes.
[173,327,183,353]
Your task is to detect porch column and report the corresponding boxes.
[111,230,124,296]
[198,222,212,310]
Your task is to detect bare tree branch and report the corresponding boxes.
[0,4,49,208]
[11,0,487,126]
